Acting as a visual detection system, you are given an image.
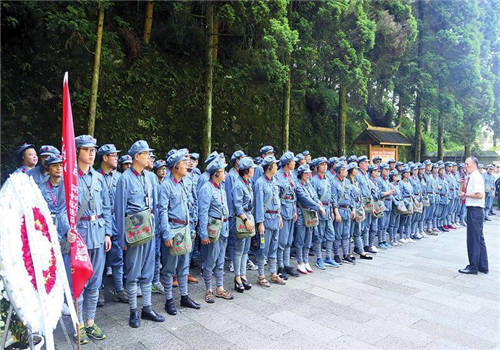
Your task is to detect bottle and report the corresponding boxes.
[260,233,265,249]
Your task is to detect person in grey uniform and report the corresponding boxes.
[331,162,356,264]
[310,157,335,268]
[483,164,495,221]
[252,145,275,188]
[376,163,395,248]
[232,157,256,293]
[254,155,286,287]
[97,143,128,306]
[56,135,112,344]
[158,149,201,315]
[118,154,132,173]
[225,150,246,274]
[198,158,234,302]
[14,143,38,174]
[398,166,414,243]
[114,140,165,328]
[436,164,450,232]
[388,170,403,246]
[295,164,326,274]
[28,145,60,184]
[346,162,373,260]
[276,152,299,279]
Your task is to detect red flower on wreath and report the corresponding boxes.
[20,207,57,294]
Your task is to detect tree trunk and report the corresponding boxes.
[413,0,424,162]
[282,0,293,152]
[282,72,291,152]
[464,142,471,159]
[414,93,422,161]
[88,7,104,137]
[202,2,217,162]
[398,96,403,124]
[143,1,154,45]
[338,85,347,156]
[437,110,444,160]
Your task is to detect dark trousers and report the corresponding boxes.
[466,207,489,272]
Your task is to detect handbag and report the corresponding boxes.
[125,208,154,247]
[169,224,192,256]
[235,213,256,239]
[406,202,414,215]
[355,207,366,222]
[363,197,374,214]
[372,200,386,218]
[395,202,408,215]
[302,208,319,227]
[207,217,222,243]
[414,200,423,214]
[422,195,430,207]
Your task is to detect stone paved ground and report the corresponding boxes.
[55,214,500,350]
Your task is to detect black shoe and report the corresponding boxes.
[349,254,356,261]
[343,256,355,264]
[234,279,245,293]
[180,295,200,309]
[478,269,489,274]
[285,266,299,277]
[363,246,371,253]
[278,267,288,281]
[333,255,343,265]
[97,290,105,307]
[308,251,315,256]
[490,212,496,216]
[359,253,373,260]
[241,278,252,290]
[458,266,477,275]
[485,217,491,221]
[141,306,165,323]
[164,298,177,315]
[129,309,140,328]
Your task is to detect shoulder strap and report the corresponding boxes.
[76,172,97,223]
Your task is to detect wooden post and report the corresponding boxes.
[88,7,104,137]
[144,1,154,44]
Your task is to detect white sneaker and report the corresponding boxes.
[399,238,407,244]
[370,245,379,253]
[229,261,234,272]
[247,260,258,271]
[407,238,415,243]
[62,303,71,316]
[106,266,112,276]
[297,263,308,274]
[304,263,313,273]
[421,232,428,238]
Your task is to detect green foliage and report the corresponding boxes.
[1,0,498,178]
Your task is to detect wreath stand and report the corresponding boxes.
[0,276,75,350]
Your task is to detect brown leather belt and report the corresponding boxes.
[169,218,188,225]
[322,202,331,205]
[266,210,279,214]
[212,217,228,222]
[80,214,103,221]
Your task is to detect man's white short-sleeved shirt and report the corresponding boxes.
[465,170,485,208]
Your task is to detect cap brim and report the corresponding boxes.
[78,143,98,148]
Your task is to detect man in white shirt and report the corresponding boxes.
[458,157,489,275]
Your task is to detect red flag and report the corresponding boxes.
[62,72,93,299]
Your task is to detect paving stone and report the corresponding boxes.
[51,215,500,349]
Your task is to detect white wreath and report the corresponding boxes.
[0,173,75,349]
